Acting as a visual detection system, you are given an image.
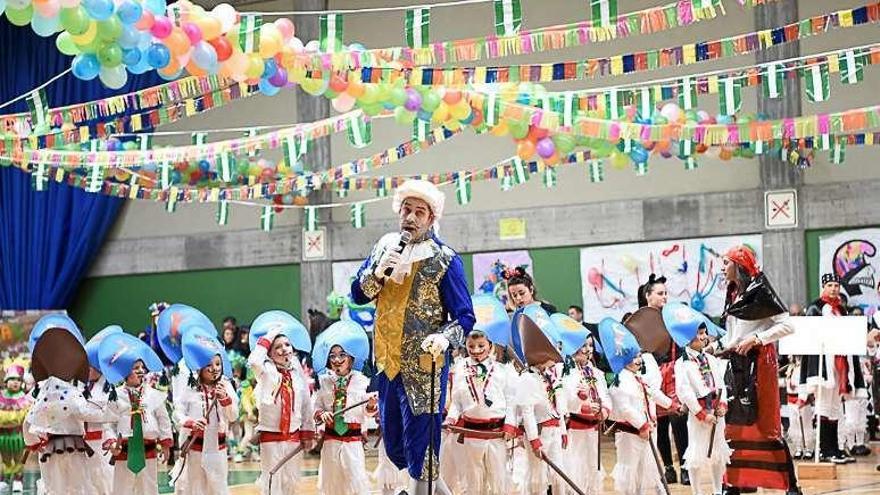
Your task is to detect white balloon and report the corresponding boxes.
[211,3,237,33]
[288,37,304,53]
[304,39,320,53]
[99,66,128,90]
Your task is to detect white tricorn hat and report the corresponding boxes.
[392,179,445,220]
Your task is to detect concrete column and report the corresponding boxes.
[295,0,334,320]
[754,0,806,305]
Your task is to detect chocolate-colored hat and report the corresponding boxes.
[623,306,671,355]
[31,328,89,383]
[519,313,562,367]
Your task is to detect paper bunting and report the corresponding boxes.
[840,49,866,84]
[239,15,263,54]
[32,162,48,191]
[679,76,698,110]
[804,65,831,102]
[191,132,207,145]
[166,187,178,213]
[456,173,472,205]
[217,200,230,225]
[413,120,432,141]
[605,89,624,120]
[543,167,557,188]
[684,156,699,170]
[25,89,48,129]
[512,157,529,184]
[587,160,604,183]
[260,205,274,231]
[500,173,513,191]
[350,202,365,228]
[494,0,522,36]
[764,63,785,99]
[831,139,846,164]
[86,164,104,193]
[405,8,431,49]
[633,161,648,176]
[719,77,742,116]
[320,14,344,53]
[159,162,171,190]
[304,206,318,231]
[636,87,655,119]
[346,115,372,148]
[590,0,618,29]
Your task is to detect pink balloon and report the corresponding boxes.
[151,16,173,39]
[176,52,191,68]
[182,22,202,45]
[287,37,304,53]
[332,93,356,113]
[587,268,604,289]
[35,0,60,17]
[274,18,295,40]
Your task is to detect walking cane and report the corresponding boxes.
[428,354,437,495]
[798,412,808,454]
[707,421,717,458]
[267,443,305,495]
[649,436,673,495]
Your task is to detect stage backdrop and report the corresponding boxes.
[472,250,534,308]
[331,260,376,332]
[580,235,762,321]
[819,228,880,317]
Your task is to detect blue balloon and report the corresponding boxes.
[31,14,60,37]
[629,147,649,164]
[259,78,281,96]
[716,114,734,125]
[83,0,115,21]
[146,43,170,69]
[261,58,277,78]
[417,110,432,121]
[0,0,6,17]
[127,52,151,74]
[121,47,141,66]
[143,0,166,16]
[118,25,140,48]
[116,0,143,24]
[198,160,210,173]
[191,42,218,69]
[170,170,182,184]
[72,54,101,81]
[142,161,157,172]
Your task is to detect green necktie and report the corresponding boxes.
[127,388,146,474]
[333,376,349,436]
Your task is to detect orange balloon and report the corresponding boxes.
[347,79,365,98]
[544,153,560,165]
[165,28,191,57]
[443,90,462,105]
[159,58,181,77]
[516,139,536,160]
[186,61,208,77]
[135,11,155,31]
[489,121,509,137]
[196,17,223,40]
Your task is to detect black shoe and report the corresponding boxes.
[785,488,804,495]
[841,450,856,463]
[723,487,740,495]
[664,465,678,484]
[680,469,690,486]
[853,444,872,456]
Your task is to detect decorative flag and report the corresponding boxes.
[32,162,48,191]
[413,120,431,141]
[159,162,171,189]
[831,139,846,164]
[804,65,830,102]
[718,77,742,116]
[543,167,557,188]
[405,8,430,48]
[304,206,318,231]
[283,133,308,166]
[512,158,529,184]
[26,89,48,129]
[376,180,388,197]
[816,133,831,150]
[494,0,522,36]
[633,161,648,176]
[166,187,178,213]
[139,134,152,150]
[500,173,513,191]
[680,140,694,157]
[218,153,233,182]
[245,128,259,159]
[86,164,104,193]
[455,173,472,205]
[590,0,617,28]
[684,156,698,170]
[587,160,604,183]
[562,91,575,128]
[605,89,623,120]
[191,132,207,145]
[637,87,654,119]
[679,76,698,110]
[337,186,349,198]
[839,50,865,85]
[763,63,784,99]
[485,92,499,127]
[754,140,765,155]
[350,202,365,229]
[346,115,372,148]
[320,14,344,52]
[217,200,229,225]
[260,205,274,231]
[238,15,262,53]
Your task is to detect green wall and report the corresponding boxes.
[530,246,582,311]
[69,264,300,337]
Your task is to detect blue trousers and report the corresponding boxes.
[376,370,448,480]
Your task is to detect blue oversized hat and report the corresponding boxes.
[312,320,370,374]
[698,313,726,339]
[156,304,216,363]
[85,325,124,369]
[182,328,232,377]
[249,310,311,353]
[662,302,705,348]
[598,317,641,374]
[551,313,591,357]
[471,294,510,346]
[29,313,84,353]
[98,332,164,385]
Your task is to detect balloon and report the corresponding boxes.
[116,0,141,24]
[70,21,97,45]
[56,31,79,55]
[34,0,60,18]
[245,54,264,79]
[361,103,383,117]
[516,139,536,160]
[449,102,470,120]
[259,24,282,58]
[4,6,33,26]
[268,67,287,87]
[508,120,529,140]
[0,0,5,16]
[328,74,348,93]
[629,147,649,164]
[143,0,164,16]
[421,91,441,112]
[261,58,277,78]
[536,137,555,159]
[150,15,172,38]
[117,25,139,48]
[443,90,462,105]
[196,16,222,40]
[71,53,100,80]
[60,6,89,34]
[31,13,61,37]
[121,47,141,65]
[274,18,294,39]
[82,0,113,20]
[96,17,122,41]
[258,78,281,96]
[97,43,122,67]
[133,9,153,30]
[394,107,416,124]
[208,36,232,61]
[6,0,27,9]
[127,51,151,73]
[331,93,356,113]
[431,103,449,123]
[146,42,171,68]
[191,41,218,69]
[552,133,576,154]
[211,3,236,33]
[404,89,422,111]
[181,22,202,44]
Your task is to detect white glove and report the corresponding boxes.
[373,249,402,280]
[421,333,449,358]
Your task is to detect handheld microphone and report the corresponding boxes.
[384,231,413,277]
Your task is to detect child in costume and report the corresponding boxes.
[311,320,376,495]
[98,332,173,495]
[172,329,239,495]
[373,418,409,495]
[783,356,814,459]
[82,325,125,495]
[0,362,31,493]
[599,317,673,495]
[23,314,101,495]
[247,310,316,495]
[665,303,732,495]
[515,307,569,495]
[562,327,611,495]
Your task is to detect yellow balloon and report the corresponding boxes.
[71,21,98,45]
[258,25,282,58]
[432,103,449,123]
[445,120,461,131]
[450,102,470,120]
[245,54,264,79]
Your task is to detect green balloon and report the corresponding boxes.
[552,133,576,154]
[358,85,379,104]
[362,103,383,117]
[508,119,528,140]
[421,91,441,112]
[323,90,338,100]
[375,84,391,103]
[60,7,89,35]
[97,43,123,67]
[389,87,407,106]
[5,6,33,27]
[55,32,80,56]
[76,36,101,54]
[96,17,122,42]
[237,161,250,175]
[394,107,416,125]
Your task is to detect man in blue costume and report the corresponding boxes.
[351,180,474,495]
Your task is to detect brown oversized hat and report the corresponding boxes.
[623,306,672,356]
[31,328,89,383]
[519,313,562,367]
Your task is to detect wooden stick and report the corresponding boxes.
[540,450,588,495]
[707,421,717,458]
[267,444,305,495]
[649,436,673,495]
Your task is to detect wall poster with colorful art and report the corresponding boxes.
[819,228,880,317]
[580,235,762,321]
[472,250,534,308]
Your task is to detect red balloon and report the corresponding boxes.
[329,74,348,93]
[470,108,483,127]
[527,125,549,141]
[209,37,233,62]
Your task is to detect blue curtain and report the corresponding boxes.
[0,18,161,310]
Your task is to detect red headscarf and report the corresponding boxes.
[725,245,760,278]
